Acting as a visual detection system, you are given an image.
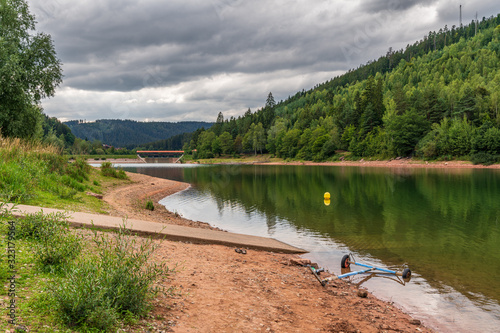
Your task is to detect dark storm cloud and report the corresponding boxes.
[361,0,438,14]
[27,0,500,121]
[32,0,353,92]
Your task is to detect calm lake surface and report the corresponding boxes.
[118,163,500,332]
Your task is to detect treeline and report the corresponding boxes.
[183,14,500,164]
[65,119,212,148]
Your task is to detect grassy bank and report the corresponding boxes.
[0,136,133,213]
[0,136,173,331]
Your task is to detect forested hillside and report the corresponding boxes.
[185,15,500,164]
[65,119,212,148]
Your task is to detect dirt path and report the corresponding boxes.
[102,171,433,332]
[103,172,218,230]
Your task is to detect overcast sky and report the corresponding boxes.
[29,0,500,123]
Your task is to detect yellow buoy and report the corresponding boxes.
[324,199,331,206]
[324,192,330,200]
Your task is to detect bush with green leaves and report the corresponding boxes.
[145,200,154,211]
[101,161,128,179]
[66,157,91,182]
[17,211,81,272]
[471,152,500,166]
[52,224,172,330]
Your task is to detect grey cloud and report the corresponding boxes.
[33,0,356,92]
[28,0,500,122]
[436,0,500,25]
[361,0,438,14]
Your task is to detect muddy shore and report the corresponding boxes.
[101,169,435,332]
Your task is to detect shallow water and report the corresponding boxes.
[117,163,500,332]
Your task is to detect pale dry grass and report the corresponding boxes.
[0,134,61,160]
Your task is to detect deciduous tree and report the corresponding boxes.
[0,0,63,139]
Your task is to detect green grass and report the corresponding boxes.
[0,135,136,214]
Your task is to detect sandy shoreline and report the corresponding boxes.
[259,158,500,169]
[100,169,435,332]
[96,156,500,169]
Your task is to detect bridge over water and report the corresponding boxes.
[136,150,185,163]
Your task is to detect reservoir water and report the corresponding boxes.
[117,163,500,332]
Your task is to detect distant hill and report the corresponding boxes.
[64,119,212,147]
[186,14,500,163]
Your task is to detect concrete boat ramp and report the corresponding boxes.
[4,204,307,254]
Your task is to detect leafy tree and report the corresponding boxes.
[233,134,243,154]
[197,131,216,158]
[296,128,313,160]
[243,122,266,155]
[210,136,221,156]
[359,103,381,136]
[392,82,408,115]
[266,118,286,155]
[386,111,430,156]
[340,125,357,150]
[280,128,301,158]
[0,0,63,139]
[472,122,500,154]
[454,87,478,124]
[253,122,266,154]
[218,131,233,155]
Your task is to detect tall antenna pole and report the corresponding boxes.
[475,12,478,35]
[460,4,463,28]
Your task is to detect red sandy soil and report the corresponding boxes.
[259,158,500,169]
[102,171,433,332]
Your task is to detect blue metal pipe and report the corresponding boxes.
[351,261,397,275]
[337,267,375,279]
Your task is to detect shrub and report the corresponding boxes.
[34,232,81,273]
[52,224,172,330]
[17,211,81,272]
[17,211,69,241]
[101,161,116,177]
[145,200,154,211]
[66,157,91,182]
[117,169,128,179]
[101,162,129,179]
[471,152,499,166]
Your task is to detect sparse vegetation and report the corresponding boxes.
[101,161,129,180]
[17,211,81,273]
[0,202,174,332]
[52,223,173,330]
[145,200,155,211]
